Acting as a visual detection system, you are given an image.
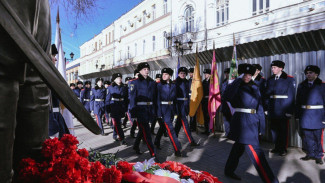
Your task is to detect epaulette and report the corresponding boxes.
[287,75,294,78]
[156,81,161,83]
[81,89,85,91]
[129,78,138,82]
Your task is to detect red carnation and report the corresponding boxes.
[102,165,122,183]
[201,171,221,183]
[89,161,106,183]
[77,148,89,158]
[18,158,40,183]
[117,161,133,174]
[41,138,64,159]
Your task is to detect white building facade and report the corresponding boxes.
[68,0,325,147]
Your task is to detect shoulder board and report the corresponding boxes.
[287,75,294,78]
[129,78,138,82]
[156,81,161,83]
[81,89,85,91]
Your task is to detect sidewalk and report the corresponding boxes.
[74,119,325,183]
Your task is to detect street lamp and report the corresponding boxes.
[174,39,193,55]
[66,52,75,62]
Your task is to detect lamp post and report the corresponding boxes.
[174,39,193,56]
[65,52,75,62]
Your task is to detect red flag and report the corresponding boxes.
[208,49,221,131]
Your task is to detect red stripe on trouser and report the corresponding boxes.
[248,145,271,183]
[139,123,155,156]
[112,118,121,140]
[104,114,109,123]
[127,113,133,125]
[164,123,178,151]
[95,115,100,126]
[320,129,325,154]
[181,120,192,143]
[286,120,289,148]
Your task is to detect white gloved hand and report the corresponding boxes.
[322,121,325,124]
[285,113,292,117]
[228,79,235,84]
[264,111,268,115]
[238,73,244,78]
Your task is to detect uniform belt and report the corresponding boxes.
[270,95,288,99]
[95,99,104,102]
[112,98,124,101]
[83,99,90,102]
[301,105,324,109]
[161,101,173,105]
[189,93,192,96]
[77,97,80,100]
[177,98,188,101]
[137,102,153,105]
[234,108,256,114]
[204,96,209,99]
[52,107,60,113]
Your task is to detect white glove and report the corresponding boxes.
[322,121,325,124]
[264,111,268,115]
[238,73,244,78]
[228,79,235,84]
[285,113,292,117]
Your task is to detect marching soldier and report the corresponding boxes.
[80,81,92,113]
[106,73,128,145]
[129,63,157,158]
[129,69,140,138]
[73,81,83,100]
[202,69,211,135]
[49,44,68,138]
[104,80,111,89]
[154,68,182,157]
[151,74,162,134]
[175,67,199,146]
[103,80,111,125]
[188,68,197,132]
[122,77,133,128]
[221,68,231,137]
[252,64,266,109]
[296,65,325,165]
[91,78,107,135]
[224,64,278,183]
[265,60,296,156]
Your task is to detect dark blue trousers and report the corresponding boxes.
[134,120,156,157]
[175,114,194,143]
[112,117,125,140]
[302,128,324,159]
[94,113,105,135]
[225,142,279,183]
[155,117,182,152]
[270,119,289,152]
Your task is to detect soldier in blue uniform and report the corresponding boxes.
[224,64,279,183]
[106,73,128,145]
[103,80,111,126]
[151,74,162,134]
[296,65,325,165]
[202,69,211,135]
[73,81,83,100]
[104,80,111,89]
[265,60,296,156]
[129,69,140,138]
[49,44,68,138]
[252,64,266,110]
[220,68,231,137]
[122,77,133,128]
[129,63,157,157]
[80,81,92,113]
[154,68,182,157]
[175,67,199,146]
[188,68,197,132]
[90,78,107,135]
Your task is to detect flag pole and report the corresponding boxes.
[195,43,199,135]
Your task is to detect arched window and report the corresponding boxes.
[252,0,270,16]
[143,40,146,54]
[152,36,156,51]
[163,31,168,48]
[216,0,229,26]
[163,0,168,15]
[184,6,194,32]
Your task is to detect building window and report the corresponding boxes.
[135,43,137,56]
[216,0,229,26]
[152,5,156,20]
[106,34,108,45]
[252,0,269,15]
[109,32,111,43]
[127,46,130,59]
[184,6,194,32]
[143,40,146,54]
[119,50,122,60]
[152,36,156,51]
[163,0,168,15]
[143,11,146,25]
[163,32,168,48]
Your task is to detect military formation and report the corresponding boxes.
[67,60,324,183]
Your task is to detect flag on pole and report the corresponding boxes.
[228,33,238,80]
[208,44,221,131]
[55,7,75,135]
[189,46,204,125]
